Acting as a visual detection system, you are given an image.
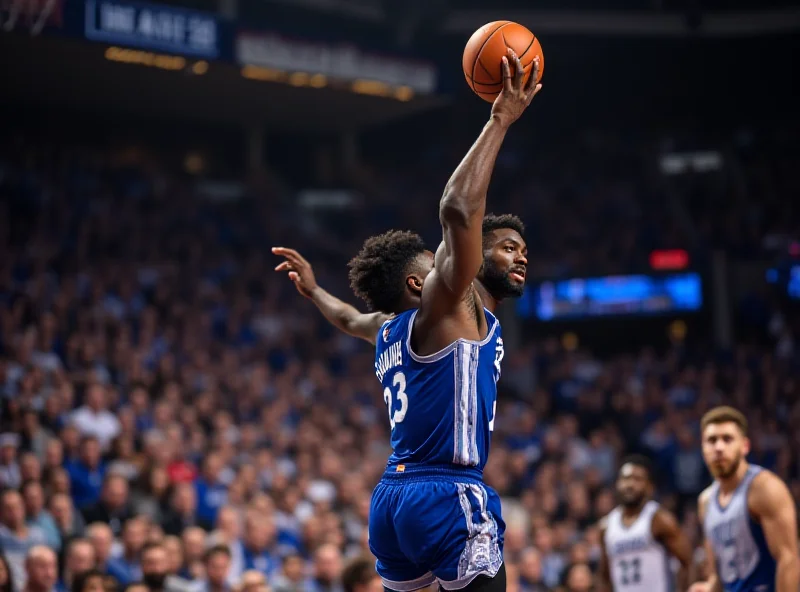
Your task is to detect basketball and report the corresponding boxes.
[462,21,544,103]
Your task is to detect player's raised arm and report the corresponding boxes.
[748,471,800,592]
[273,247,390,345]
[422,50,541,313]
[652,509,694,591]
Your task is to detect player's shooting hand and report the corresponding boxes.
[491,49,542,129]
[272,247,318,299]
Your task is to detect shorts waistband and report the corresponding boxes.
[380,464,484,484]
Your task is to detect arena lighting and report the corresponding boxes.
[104,46,186,70]
[650,249,689,271]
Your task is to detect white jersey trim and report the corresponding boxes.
[405,308,499,364]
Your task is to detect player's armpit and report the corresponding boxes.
[748,471,800,592]
[341,311,393,346]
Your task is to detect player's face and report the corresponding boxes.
[480,229,528,300]
[616,464,650,508]
[702,422,749,479]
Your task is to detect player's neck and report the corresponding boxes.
[621,499,648,519]
[717,460,750,494]
[474,280,498,312]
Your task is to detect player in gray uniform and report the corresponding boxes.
[690,406,798,592]
[599,456,693,592]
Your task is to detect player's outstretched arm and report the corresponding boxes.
[421,50,541,315]
[749,471,800,592]
[273,247,390,345]
[652,509,694,591]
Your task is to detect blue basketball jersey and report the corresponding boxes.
[373,308,503,471]
[703,465,776,592]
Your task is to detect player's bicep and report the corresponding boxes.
[750,473,799,562]
[346,312,391,345]
[436,194,485,295]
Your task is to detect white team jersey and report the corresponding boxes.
[604,501,671,592]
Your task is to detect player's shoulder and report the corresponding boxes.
[650,503,680,537]
[598,506,620,533]
[747,467,791,513]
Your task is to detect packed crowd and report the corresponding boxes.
[0,128,798,592]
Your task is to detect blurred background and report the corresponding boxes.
[0,0,799,590]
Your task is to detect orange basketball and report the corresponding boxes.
[462,21,544,103]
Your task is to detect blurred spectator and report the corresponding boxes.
[69,385,120,450]
[19,483,59,551]
[0,553,14,592]
[47,494,83,542]
[22,546,57,592]
[162,484,199,536]
[70,569,106,592]
[236,571,269,592]
[306,545,343,592]
[340,556,381,592]
[199,545,233,592]
[0,436,21,490]
[270,556,304,592]
[82,475,133,537]
[0,492,48,590]
[57,538,95,592]
[85,524,113,576]
[65,437,106,510]
[105,519,145,585]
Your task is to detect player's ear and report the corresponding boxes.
[742,436,751,456]
[406,274,423,296]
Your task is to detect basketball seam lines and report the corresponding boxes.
[518,35,537,61]
[469,21,511,92]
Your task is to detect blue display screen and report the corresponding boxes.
[517,273,703,321]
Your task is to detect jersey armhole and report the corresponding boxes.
[405,309,500,365]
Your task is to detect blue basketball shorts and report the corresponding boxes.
[368,465,505,591]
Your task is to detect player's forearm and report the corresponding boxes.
[439,117,509,227]
[775,551,800,592]
[309,286,371,341]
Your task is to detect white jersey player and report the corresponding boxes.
[600,456,693,592]
[690,407,798,592]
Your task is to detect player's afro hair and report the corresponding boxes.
[482,213,526,249]
[348,230,427,313]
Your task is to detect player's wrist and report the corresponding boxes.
[487,113,511,131]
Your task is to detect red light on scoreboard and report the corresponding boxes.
[650,249,689,271]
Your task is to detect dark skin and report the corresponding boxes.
[272,227,527,346]
[413,50,539,355]
[598,464,694,592]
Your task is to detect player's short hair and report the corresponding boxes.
[348,230,427,313]
[619,454,654,482]
[701,406,748,434]
[341,556,378,592]
[482,213,526,249]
